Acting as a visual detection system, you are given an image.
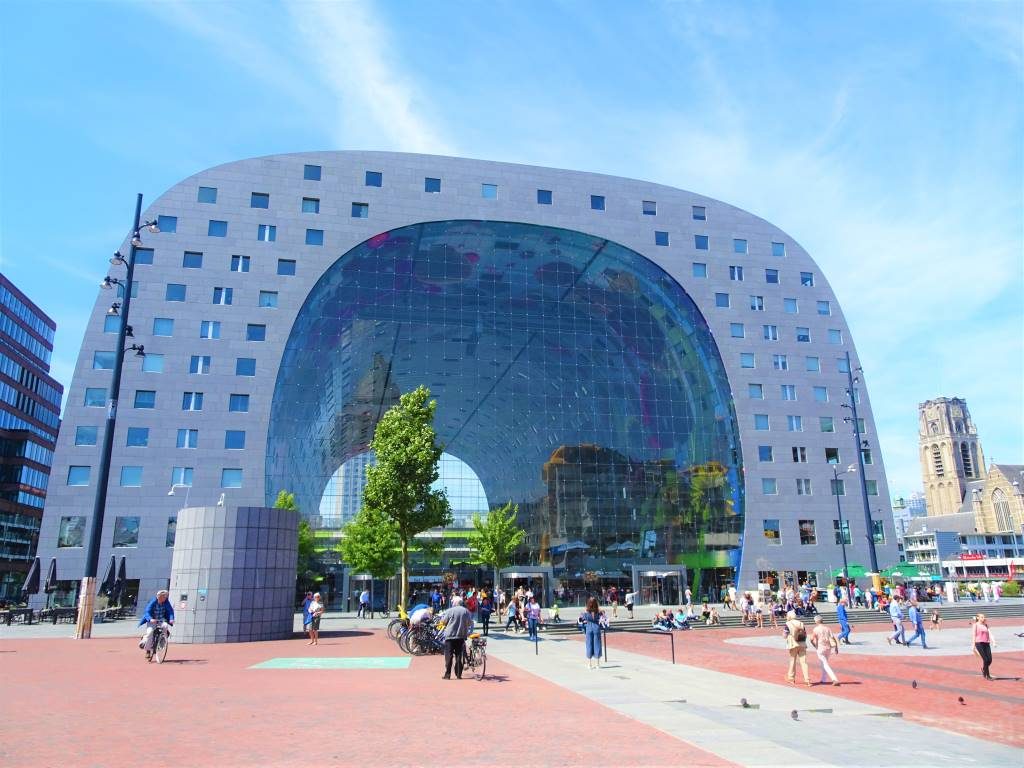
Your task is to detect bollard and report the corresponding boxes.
[534,633,539,655]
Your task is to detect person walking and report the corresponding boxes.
[784,610,811,686]
[887,597,907,646]
[972,613,995,680]
[836,597,852,645]
[479,593,493,636]
[609,586,619,618]
[301,591,314,642]
[810,615,840,686]
[357,587,370,619]
[438,596,473,679]
[308,592,324,646]
[905,601,929,649]
[505,597,522,633]
[525,595,542,640]
[578,596,606,669]
[624,589,635,619]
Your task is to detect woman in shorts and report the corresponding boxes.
[308,592,324,646]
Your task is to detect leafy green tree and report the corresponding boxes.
[467,501,525,592]
[362,385,451,607]
[340,506,401,613]
[275,489,315,587]
[274,490,297,510]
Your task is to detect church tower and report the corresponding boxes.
[919,397,986,516]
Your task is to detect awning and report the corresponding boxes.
[20,557,40,599]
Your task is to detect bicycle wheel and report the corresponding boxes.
[397,630,413,654]
[387,618,405,642]
[475,649,486,680]
[154,632,168,664]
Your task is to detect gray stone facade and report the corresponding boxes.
[35,151,899,598]
[169,505,296,643]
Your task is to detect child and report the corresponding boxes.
[930,608,942,631]
[549,603,561,623]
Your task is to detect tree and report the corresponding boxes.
[275,489,315,588]
[339,506,401,613]
[467,501,525,593]
[362,385,451,607]
[274,490,297,510]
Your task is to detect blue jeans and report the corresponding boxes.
[527,617,538,640]
[584,625,602,659]
[906,626,928,648]
[890,621,906,643]
[838,621,851,643]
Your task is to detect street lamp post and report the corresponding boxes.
[75,194,158,639]
[842,351,879,572]
[831,464,857,581]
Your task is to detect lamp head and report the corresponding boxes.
[130,232,143,248]
[110,251,126,266]
[167,487,176,496]
[145,221,160,234]
[100,276,117,290]
[107,303,121,316]
[847,464,857,473]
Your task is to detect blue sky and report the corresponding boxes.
[1,1,1021,499]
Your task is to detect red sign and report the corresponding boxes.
[957,553,985,560]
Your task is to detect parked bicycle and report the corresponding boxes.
[464,632,487,680]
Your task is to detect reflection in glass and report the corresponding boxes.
[58,516,86,548]
[112,516,140,547]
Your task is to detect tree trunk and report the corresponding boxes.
[400,538,409,609]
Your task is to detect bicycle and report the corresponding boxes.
[143,620,171,664]
[464,632,487,680]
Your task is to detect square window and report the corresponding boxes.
[800,271,815,287]
[772,241,786,257]
[772,354,788,371]
[157,215,177,233]
[153,318,173,336]
[763,519,781,544]
[246,324,267,342]
[228,393,249,412]
[730,323,745,339]
[305,228,324,246]
[221,468,243,488]
[740,352,755,369]
[84,387,106,407]
[748,383,764,399]
[208,220,228,237]
[197,186,217,203]
[351,202,369,218]
[199,320,221,339]
[259,290,278,308]
[182,392,204,411]
[176,428,198,449]
[715,292,730,308]
[236,358,256,376]
[126,427,149,447]
[424,177,441,193]
[814,386,828,403]
[642,200,657,215]
[765,268,779,284]
[828,329,843,344]
[134,248,154,265]
[784,298,798,314]
[250,192,270,209]
[67,466,90,486]
[763,324,778,340]
[142,353,164,373]
[75,426,98,446]
[871,520,885,544]
[165,284,186,302]
[231,255,251,272]
[692,262,707,278]
[182,251,203,269]
[762,478,778,495]
[170,466,194,486]
[257,224,276,242]
[750,295,764,311]
[796,327,811,343]
[797,478,812,496]
[787,415,803,432]
[799,520,817,545]
[166,518,177,548]
[729,265,744,281]
[537,189,552,205]
[225,430,246,450]
[831,478,846,496]
[92,351,114,370]
[838,357,851,374]
[302,197,320,214]
[820,416,835,433]
[134,390,156,409]
[792,446,807,463]
[365,170,382,187]
[212,287,233,305]
[754,414,770,430]
[277,259,296,276]
[694,234,709,250]
[817,300,831,316]
[103,315,119,333]
[805,356,820,372]
[866,480,879,496]
[116,281,139,300]
[781,384,797,401]
[303,164,321,181]
[825,447,840,464]
[590,195,605,211]
[692,205,706,221]
[861,448,874,465]
[733,238,747,254]
[481,183,498,199]
[758,445,773,462]
[189,355,211,374]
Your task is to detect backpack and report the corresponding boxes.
[467,596,478,611]
[794,624,807,643]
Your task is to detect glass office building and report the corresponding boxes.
[35,152,898,603]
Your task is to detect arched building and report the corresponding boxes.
[35,152,898,602]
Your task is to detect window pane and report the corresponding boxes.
[75,426,98,446]
[141,353,164,373]
[229,394,249,412]
[302,197,320,214]
[246,324,266,342]
[208,220,228,237]
[694,235,709,250]
[221,468,243,488]
[153,318,174,336]
[84,387,106,407]
[119,466,143,487]
[772,242,785,257]
[537,189,552,205]
[424,177,441,193]
[67,466,90,486]
[642,200,656,215]
[590,195,605,211]
[134,390,156,408]
[225,430,246,449]
[365,171,382,187]
[303,164,321,180]
[481,184,497,199]
[250,192,270,208]
[305,228,324,246]
[134,248,154,265]
[157,215,177,233]
[277,259,296,276]
[692,205,706,221]
[236,358,256,376]
[351,202,369,218]
[655,231,669,246]
[259,290,278,308]
[165,284,186,302]
[692,262,707,278]
[733,239,747,254]
[58,516,86,546]
[182,251,203,269]
[92,351,115,370]
[197,186,217,203]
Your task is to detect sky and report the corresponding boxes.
[1,0,1021,501]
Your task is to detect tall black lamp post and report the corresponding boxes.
[75,193,158,639]
[831,463,857,581]
[842,351,880,573]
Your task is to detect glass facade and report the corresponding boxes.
[267,220,743,581]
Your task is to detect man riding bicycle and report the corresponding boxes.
[138,589,175,658]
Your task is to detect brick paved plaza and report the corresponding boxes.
[1,614,1021,767]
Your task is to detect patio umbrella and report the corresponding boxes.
[831,563,869,579]
[98,555,116,596]
[109,557,127,605]
[20,557,40,601]
[43,558,58,594]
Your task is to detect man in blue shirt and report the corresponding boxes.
[905,601,929,649]
[887,597,906,646]
[836,597,852,645]
[138,589,175,657]
[301,591,313,639]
